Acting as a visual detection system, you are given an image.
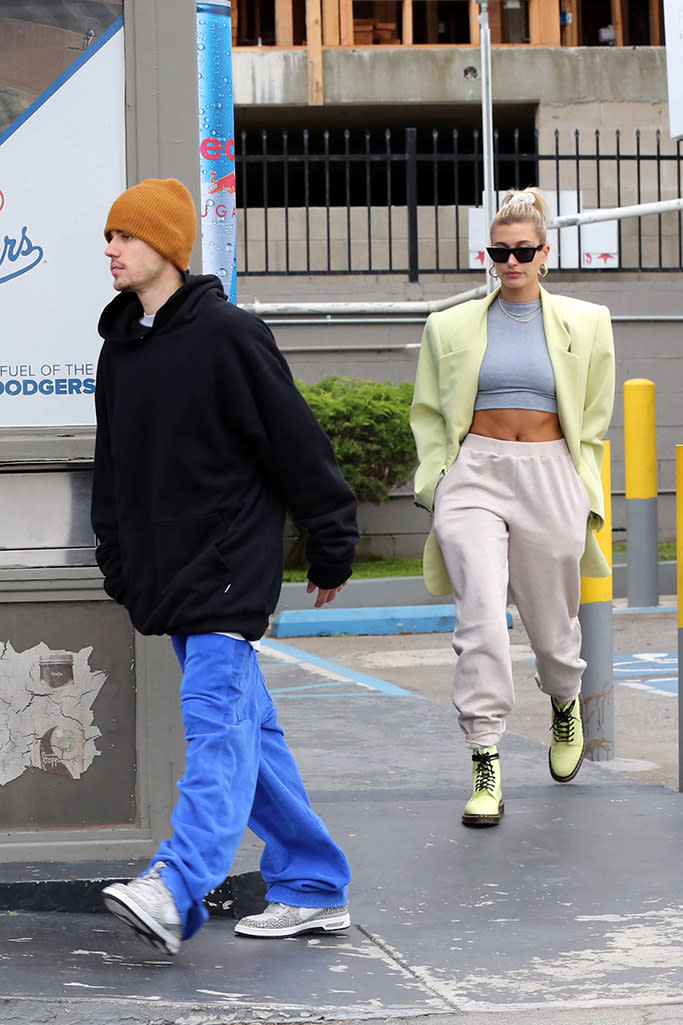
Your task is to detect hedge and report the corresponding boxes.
[297,376,417,504]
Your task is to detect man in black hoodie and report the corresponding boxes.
[92,177,359,956]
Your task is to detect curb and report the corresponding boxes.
[271,604,515,637]
[0,863,266,919]
[269,601,673,640]
[271,604,457,637]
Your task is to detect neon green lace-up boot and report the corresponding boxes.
[462,746,504,827]
[549,696,584,782]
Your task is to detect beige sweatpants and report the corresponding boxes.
[433,434,590,749]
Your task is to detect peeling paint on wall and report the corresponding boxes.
[0,641,107,784]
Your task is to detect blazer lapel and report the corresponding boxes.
[540,286,582,450]
[540,285,571,355]
[456,289,495,410]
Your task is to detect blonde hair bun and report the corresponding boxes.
[504,190,536,207]
[492,186,550,241]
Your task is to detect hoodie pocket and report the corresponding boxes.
[122,515,231,632]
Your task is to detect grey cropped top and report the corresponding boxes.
[474,298,558,413]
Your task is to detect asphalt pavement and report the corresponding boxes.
[2,597,683,1025]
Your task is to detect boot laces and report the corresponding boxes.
[473,750,498,795]
[552,701,576,744]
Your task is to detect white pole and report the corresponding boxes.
[550,197,683,228]
[478,1,495,294]
[242,284,488,318]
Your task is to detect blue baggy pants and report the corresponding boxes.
[150,633,351,940]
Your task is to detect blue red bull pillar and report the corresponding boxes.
[196,0,237,303]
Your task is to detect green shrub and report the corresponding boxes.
[297,376,416,503]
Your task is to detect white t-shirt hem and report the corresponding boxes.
[213,631,262,652]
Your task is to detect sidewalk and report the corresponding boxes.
[2,604,683,1025]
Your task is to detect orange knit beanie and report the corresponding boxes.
[104,178,197,271]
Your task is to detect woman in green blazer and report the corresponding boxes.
[410,187,615,828]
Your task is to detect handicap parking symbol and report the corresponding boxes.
[613,652,678,694]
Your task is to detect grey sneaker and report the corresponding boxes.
[234,901,350,938]
[102,862,182,955]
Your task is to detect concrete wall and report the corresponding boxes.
[234,45,670,129]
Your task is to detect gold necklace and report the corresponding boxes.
[497,297,543,324]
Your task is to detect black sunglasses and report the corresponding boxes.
[486,244,544,264]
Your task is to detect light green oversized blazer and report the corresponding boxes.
[410,286,616,596]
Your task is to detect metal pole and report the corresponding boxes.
[478,1,495,294]
[550,197,683,228]
[624,379,659,607]
[242,283,488,318]
[579,440,614,761]
[406,127,419,283]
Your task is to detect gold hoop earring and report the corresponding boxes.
[538,264,548,279]
[488,265,499,279]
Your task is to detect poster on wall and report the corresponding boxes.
[664,0,683,140]
[0,3,125,427]
[0,602,136,829]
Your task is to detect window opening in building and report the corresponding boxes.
[236,0,276,46]
[353,1,402,44]
[233,0,665,47]
[626,0,657,44]
[411,2,471,44]
[500,0,529,44]
[578,0,615,45]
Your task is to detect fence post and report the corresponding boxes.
[406,127,419,283]
[579,440,614,761]
[624,378,659,607]
[678,446,683,792]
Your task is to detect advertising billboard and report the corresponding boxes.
[0,3,125,427]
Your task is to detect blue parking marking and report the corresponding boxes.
[523,649,679,695]
[618,677,678,695]
[614,652,677,676]
[260,638,420,698]
[260,639,680,700]
[613,652,678,696]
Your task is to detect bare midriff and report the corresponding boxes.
[470,408,563,442]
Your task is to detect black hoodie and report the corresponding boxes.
[91,274,359,639]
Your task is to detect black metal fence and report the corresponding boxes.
[235,127,683,279]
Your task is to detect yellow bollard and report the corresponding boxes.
[624,379,657,499]
[579,441,614,761]
[581,440,613,607]
[623,378,659,607]
[678,446,683,633]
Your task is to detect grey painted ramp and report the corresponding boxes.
[257,642,683,1014]
[3,642,683,1024]
[0,911,443,1020]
